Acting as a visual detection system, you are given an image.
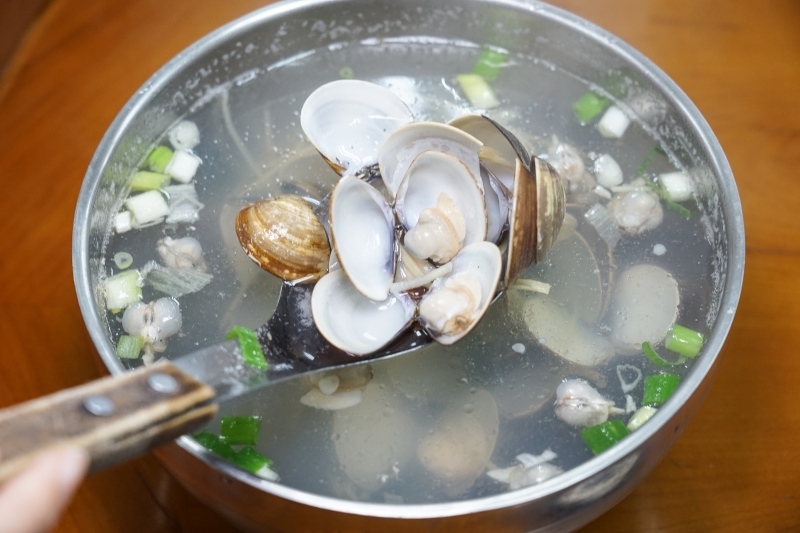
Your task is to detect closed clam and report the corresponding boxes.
[235,194,330,283]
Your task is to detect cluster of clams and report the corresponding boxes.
[235,80,566,356]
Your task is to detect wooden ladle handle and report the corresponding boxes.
[0,362,216,484]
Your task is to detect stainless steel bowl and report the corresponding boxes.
[73,0,744,531]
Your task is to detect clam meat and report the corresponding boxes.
[395,149,488,262]
[609,180,664,235]
[554,379,624,427]
[419,242,502,345]
[403,192,466,265]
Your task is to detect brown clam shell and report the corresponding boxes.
[449,115,566,286]
[235,194,331,283]
[504,156,566,286]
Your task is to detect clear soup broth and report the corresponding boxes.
[102,39,715,503]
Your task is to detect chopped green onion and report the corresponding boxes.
[193,432,275,477]
[221,415,262,446]
[103,269,142,312]
[637,144,658,178]
[457,74,500,109]
[116,335,144,359]
[572,92,610,123]
[658,171,694,202]
[642,341,686,367]
[471,47,507,82]
[125,190,170,226]
[226,326,268,370]
[193,432,237,461]
[130,171,170,191]
[338,66,354,79]
[113,251,133,270]
[665,324,705,358]
[581,420,630,455]
[642,373,681,407]
[627,406,657,431]
[146,146,174,173]
[233,446,274,473]
[637,145,691,219]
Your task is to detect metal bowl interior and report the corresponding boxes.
[72,0,744,531]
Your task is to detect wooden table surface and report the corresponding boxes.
[0,0,797,531]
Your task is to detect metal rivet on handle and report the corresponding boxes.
[148,373,178,393]
[83,395,115,416]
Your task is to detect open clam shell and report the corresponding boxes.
[395,150,488,256]
[235,194,331,283]
[300,80,413,176]
[418,241,502,345]
[378,122,483,198]
[329,176,396,302]
[311,269,416,356]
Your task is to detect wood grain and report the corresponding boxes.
[0,362,217,483]
[0,0,51,77]
[0,0,797,532]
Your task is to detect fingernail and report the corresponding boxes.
[55,448,90,492]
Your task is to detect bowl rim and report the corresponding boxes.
[72,0,745,519]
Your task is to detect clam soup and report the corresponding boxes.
[101,39,714,503]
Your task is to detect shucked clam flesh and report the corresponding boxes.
[235,80,567,356]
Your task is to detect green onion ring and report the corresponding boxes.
[114,251,133,269]
[642,341,686,368]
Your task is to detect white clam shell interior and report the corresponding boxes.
[378,122,483,197]
[395,150,488,247]
[300,80,413,175]
[311,269,416,355]
[330,176,396,302]
[419,241,502,345]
